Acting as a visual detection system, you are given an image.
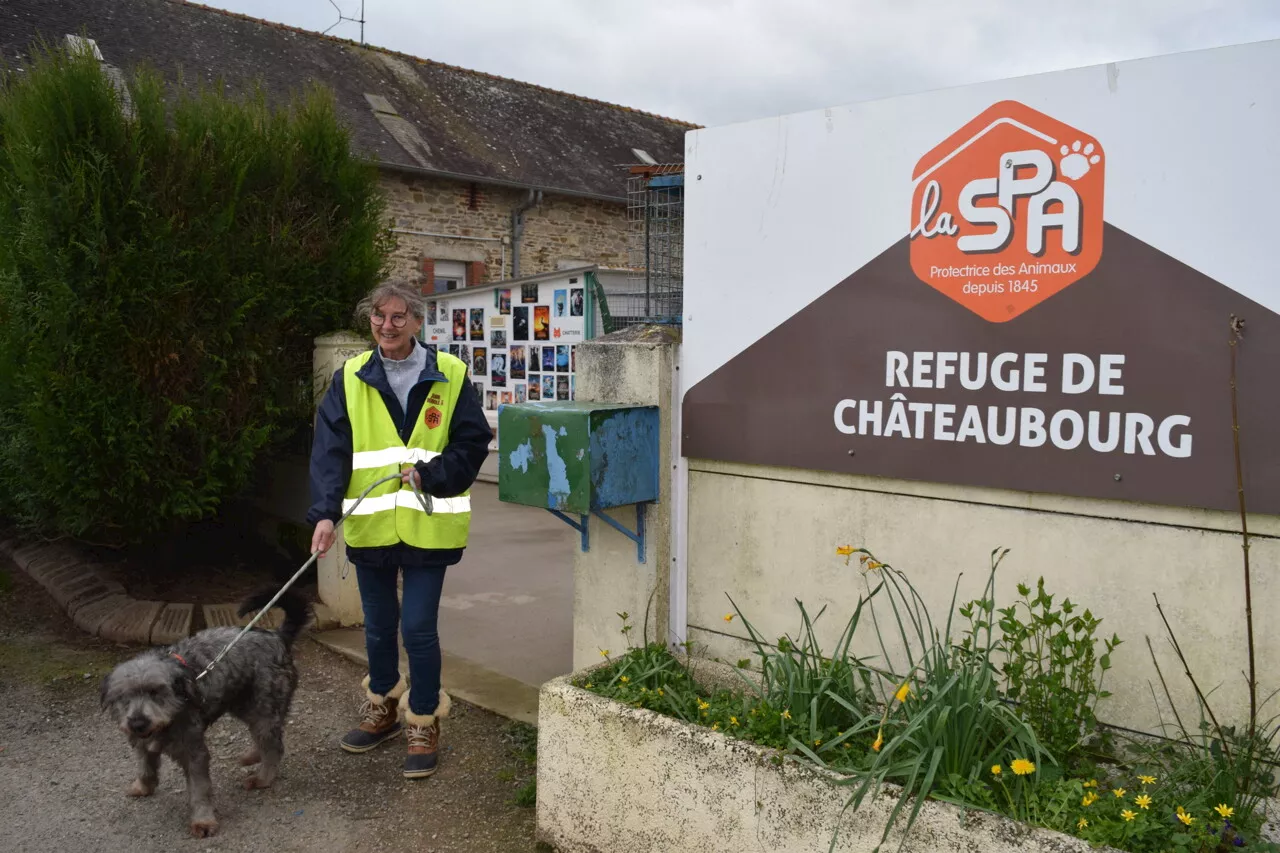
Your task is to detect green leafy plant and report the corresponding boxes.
[724,590,879,757]
[831,546,1051,853]
[961,576,1121,764]
[0,37,392,544]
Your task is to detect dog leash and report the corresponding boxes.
[194,468,433,681]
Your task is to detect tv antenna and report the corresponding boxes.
[324,0,366,44]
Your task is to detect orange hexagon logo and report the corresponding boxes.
[909,100,1105,322]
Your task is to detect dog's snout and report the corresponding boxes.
[127,716,151,734]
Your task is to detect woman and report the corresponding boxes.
[307,280,492,779]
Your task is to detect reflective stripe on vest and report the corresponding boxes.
[341,348,472,550]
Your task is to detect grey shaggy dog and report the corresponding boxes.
[99,590,310,838]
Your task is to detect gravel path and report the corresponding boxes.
[0,566,539,853]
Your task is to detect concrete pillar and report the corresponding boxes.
[571,326,679,671]
[312,331,373,627]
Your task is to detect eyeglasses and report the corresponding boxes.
[371,311,409,328]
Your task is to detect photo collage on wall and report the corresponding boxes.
[421,276,586,412]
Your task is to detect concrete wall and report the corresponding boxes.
[381,172,630,285]
[570,326,679,672]
[682,457,1280,735]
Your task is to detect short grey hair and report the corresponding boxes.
[354,280,426,324]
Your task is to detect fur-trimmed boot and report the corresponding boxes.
[400,687,450,779]
[339,674,406,753]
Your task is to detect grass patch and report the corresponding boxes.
[501,720,538,808]
[0,637,120,687]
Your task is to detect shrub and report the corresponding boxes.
[0,38,392,544]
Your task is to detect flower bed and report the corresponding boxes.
[541,547,1280,853]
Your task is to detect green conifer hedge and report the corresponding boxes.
[0,40,392,544]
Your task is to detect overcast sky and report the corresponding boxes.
[199,0,1280,127]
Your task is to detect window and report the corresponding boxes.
[433,259,467,292]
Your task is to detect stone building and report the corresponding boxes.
[4,0,694,290]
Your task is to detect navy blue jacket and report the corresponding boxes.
[306,338,493,569]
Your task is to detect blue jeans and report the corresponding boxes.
[354,562,447,717]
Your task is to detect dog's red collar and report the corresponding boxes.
[171,652,194,670]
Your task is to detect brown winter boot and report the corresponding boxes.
[339,675,406,753]
[401,687,450,779]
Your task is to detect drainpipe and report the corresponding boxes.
[510,189,542,279]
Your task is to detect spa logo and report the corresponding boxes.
[908,100,1105,322]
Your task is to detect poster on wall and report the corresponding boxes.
[680,42,1280,515]
[427,275,590,411]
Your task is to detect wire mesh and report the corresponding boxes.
[610,165,684,329]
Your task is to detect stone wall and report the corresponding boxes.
[380,172,631,287]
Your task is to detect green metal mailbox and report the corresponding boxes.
[497,401,660,562]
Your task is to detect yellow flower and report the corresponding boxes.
[698,699,710,711]
[1077,818,1088,830]
[872,729,884,752]
[1215,804,1235,819]
[1121,810,1137,822]
[1178,812,1195,826]
[584,683,593,689]
[1083,779,1098,788]
[640,686,648,693]
[619,676,629,683]
[599,649,610,658]
[729,716,739,727]
[657,688,664,696]
[1011,759,1035,776]
[1135,794,1152,809]
[865,560,884,571]
[723,613,735,623]
[991,765,1002,776]
[1138,774,1156,785]
[836,545,855,557]
[894,681,912,703]
[814,739,822,746]
[1113,788,1126,799]
[843,743,851,749]
[711,722,720,731]
[781,709,792,720]
[1082,792,1099,807]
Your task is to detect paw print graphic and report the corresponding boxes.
[1059,140,1101,180]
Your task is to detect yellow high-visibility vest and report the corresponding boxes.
[341,348,471,549]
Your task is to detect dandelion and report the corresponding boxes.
[894,681,911,703]
[1113,788,1127,799]
[872,729,884,752]
[1135,794,1152,810]
[1178,812,1195,826]
[723,613,735,623]
[1138,774,1156,786]
[781,709,792,720]
[1011,759,1035,776]
[1216,804,1235,819]
[1122,810,1137,822]
[1077,818,1088,830]
[599,649,610,658]
[991,765,1002,776]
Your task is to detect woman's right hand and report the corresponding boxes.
[312,520,336,557]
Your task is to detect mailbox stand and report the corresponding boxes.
[547,502,647,562]
[496,401,661,565]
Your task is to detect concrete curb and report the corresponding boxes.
[0,534,335,646]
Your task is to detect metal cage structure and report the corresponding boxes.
[606,164,683,329]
